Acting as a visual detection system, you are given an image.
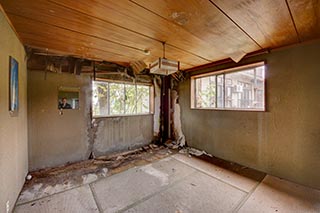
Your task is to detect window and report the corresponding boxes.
[191,62,265,111]
[92,81,153,117]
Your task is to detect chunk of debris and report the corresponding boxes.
[142,145,150,151]
[100,168,109,177]
[149,144,159,149]
[116,155,124,161]
[178,149,187,154]
[188,147,206,156]
[164,140,179,150]
[82,173,98,184]
[26,174,32,181]
[179,147,213,157]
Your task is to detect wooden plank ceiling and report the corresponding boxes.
[1,0,319,70]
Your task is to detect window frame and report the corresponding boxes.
[92,78,154,118]
[190,61,266,112]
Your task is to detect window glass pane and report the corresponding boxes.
[195,76,216,108]
[109,83,125,115]
[92,81,152,117]
[125,84,137,114]
[254,66,265,108]
[217,75,224,108]
[137,85,150,113]
[92,81,108,116]
[224,66,265,110]
[192,63,265,111]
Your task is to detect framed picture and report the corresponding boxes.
[9,56,19,113]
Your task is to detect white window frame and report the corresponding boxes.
[191,61,266,111]
[92,79,154,118]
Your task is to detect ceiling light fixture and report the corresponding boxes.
[150,42,179,75]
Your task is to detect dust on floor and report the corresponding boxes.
[18,144,176,205]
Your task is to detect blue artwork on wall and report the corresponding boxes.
[9,56,19,113]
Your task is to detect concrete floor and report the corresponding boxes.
[14,154,320,213]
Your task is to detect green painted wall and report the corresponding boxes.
[179,40,320,189]
[0,10,28,212]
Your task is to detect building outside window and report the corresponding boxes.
[191,62,265,111]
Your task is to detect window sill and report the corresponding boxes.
[93,113,154,119]
[190,107,266,112]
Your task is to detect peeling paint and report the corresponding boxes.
[153,76,161,137]
[171,90,186,147]
[86,118,102,158]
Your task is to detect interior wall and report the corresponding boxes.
[179,40,320,189]
[28,71,91,170]
[28,71,153,170]
[0,9,28,213]
[93,115,153,156]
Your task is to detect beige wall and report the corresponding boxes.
[28,71,91,170]
[0,10,28,213]
[28,71,153,170]
[179,40,320,189]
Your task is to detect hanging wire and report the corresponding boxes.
[162,41,166,58]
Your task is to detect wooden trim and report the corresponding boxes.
[93,113,154,119]
[190,108,266,113]
[190,61,266,112]
[94,78,153,86]
[191,61,265,78]
[150,85,155,114]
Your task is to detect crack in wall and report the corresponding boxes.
[86,117,102,159]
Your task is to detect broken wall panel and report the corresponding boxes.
[27,70,154,170]
[92,115,153,157]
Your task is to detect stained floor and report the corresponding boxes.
[14,153,320,213]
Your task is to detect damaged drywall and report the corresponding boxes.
[86,118,102,159]
[171,90,186,147]
[153,76,161,138]
[28,70,155,170]
[92,115,153,157]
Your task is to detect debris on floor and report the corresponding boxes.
[18,141,262,208]
[164,140,180,149]
[164,140,213,157]
[180,147,213,157]
[17,144,176,205]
